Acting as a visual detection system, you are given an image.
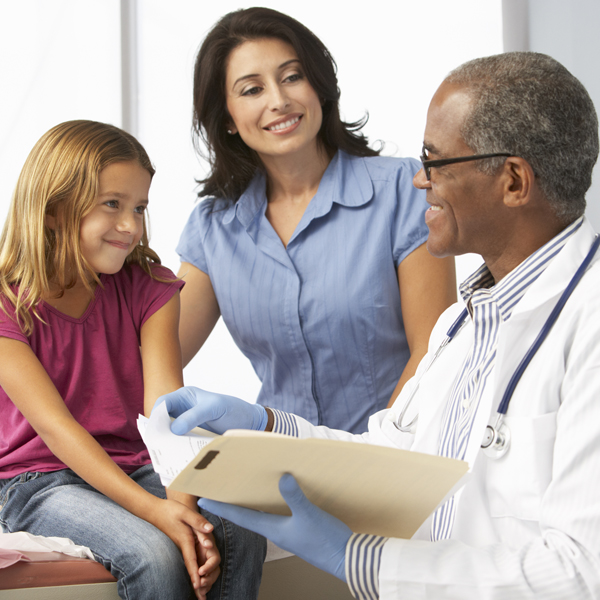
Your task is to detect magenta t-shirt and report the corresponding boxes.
[0,264,184,478]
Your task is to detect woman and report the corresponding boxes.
[176,7,456,434]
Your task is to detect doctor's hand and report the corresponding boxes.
[198,474,351,582]
[154,386,268,435]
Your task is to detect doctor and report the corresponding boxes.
[158,52,600,599]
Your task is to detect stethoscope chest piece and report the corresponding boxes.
[481,418,511,460]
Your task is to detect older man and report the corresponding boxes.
[160,52,600,599]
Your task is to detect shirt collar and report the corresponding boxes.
[223,173,267,227]
[317,150,374,209]
[223,150,374,229]
[460,217,584,321]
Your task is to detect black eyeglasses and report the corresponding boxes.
[420,149,512,181]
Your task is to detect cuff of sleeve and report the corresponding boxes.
[345,533,387,600]
[269,408,299,436]
[257,405,269,431]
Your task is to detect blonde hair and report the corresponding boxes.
[0,120,163,335]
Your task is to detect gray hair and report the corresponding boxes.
[445,52,599,222]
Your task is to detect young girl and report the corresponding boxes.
[0,121,265,600]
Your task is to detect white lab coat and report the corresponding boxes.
[292,218,600,599]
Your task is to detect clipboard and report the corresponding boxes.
[169,430,468,539]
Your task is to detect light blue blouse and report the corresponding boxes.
[177,151,429,433]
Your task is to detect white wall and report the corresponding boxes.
[502,0,600,230]
[0,0,122,222]
[0,1,503,401]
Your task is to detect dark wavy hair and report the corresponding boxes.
[193,7,380,201]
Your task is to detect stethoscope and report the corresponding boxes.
[393,235,600,460]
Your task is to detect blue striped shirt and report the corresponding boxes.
[177,151,429,434]
[272,217,583,599]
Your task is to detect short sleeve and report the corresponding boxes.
[0,296,29,345]
[176,200,215,274]
[391,157,429,267]
[127,265,185,328]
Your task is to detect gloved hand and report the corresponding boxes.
[198,474,351,581]
[153,386,268,435]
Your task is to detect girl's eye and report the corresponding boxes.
[104,200,118,208]
[242,86,262,97]
[134,205,146,215]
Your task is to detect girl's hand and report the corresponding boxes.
[149,498,221,598]
[196,531,221,599]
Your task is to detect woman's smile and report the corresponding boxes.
[264,114,302,133]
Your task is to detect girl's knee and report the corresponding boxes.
[110,532,194,600]
[133,528,186,573]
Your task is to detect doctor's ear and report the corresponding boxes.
[501,157,535,208]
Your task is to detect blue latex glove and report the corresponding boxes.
[153,386,268,435]
[198,474,351,581]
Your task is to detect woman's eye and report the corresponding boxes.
[284,73,302,83]
[242,86,261,96]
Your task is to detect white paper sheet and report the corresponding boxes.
[137,403,216,486]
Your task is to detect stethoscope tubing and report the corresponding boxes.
[393,235,600,445]
[497,234,600,415]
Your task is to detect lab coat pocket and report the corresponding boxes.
[487,411,557,521]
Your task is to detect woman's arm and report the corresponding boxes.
[140,292,220,595]
[387,243,456,407]
[177,262,221,367]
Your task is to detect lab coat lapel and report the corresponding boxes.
[410,219,596,467]
[490,219,597,416]
[409,309,473,455]
[407,309,495,467]
[459,220,596,467]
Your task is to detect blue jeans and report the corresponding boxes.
[0,465,266,600]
